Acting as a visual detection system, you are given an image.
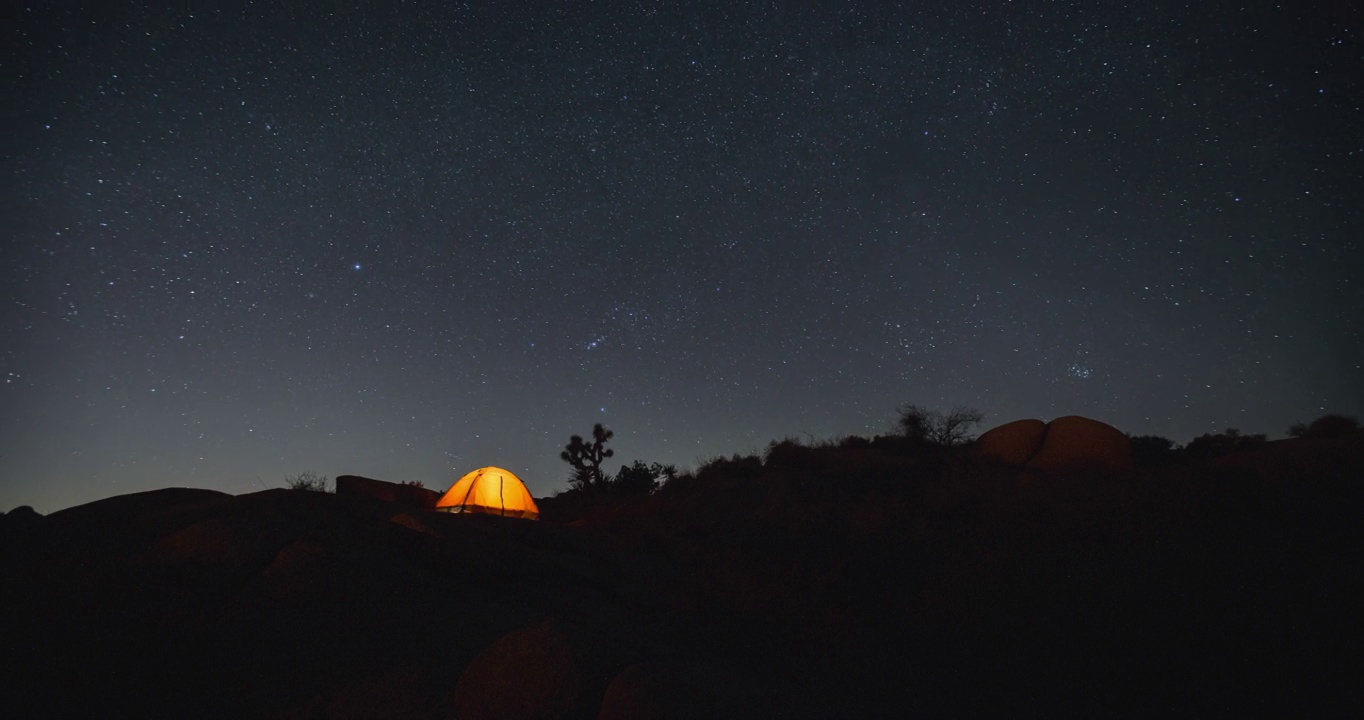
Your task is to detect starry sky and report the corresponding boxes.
[5,2,1362,513]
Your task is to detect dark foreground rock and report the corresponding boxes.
[0,488,681,719]
[2,433,1360,718]
[453,622,586,720]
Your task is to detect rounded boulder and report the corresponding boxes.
[1027,415,1132,473]
[975,419,1048,468]
[452,622,582,720]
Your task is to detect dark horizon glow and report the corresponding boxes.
[5,3,1362,513]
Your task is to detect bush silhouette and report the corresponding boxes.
[1183,429,1267,459]
[1130,435,1178,468]
[763,437,818,471]
[284,471,330,492]
[607,460,673,497]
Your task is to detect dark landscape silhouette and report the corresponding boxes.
[1,412,1359,718]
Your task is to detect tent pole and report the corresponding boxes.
[458,469,479,513]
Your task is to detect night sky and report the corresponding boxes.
[6,3,1362,513]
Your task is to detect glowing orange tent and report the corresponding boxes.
[435,466,540,520]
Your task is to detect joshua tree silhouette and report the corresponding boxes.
[561,423,615,491]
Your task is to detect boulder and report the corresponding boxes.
[451,622,583,720]
[0,505,43,535]
[976,416,1132,473]
[1027,416,1132,473]
[975,419,1047,467]
[3,505,41,520]
[335,475,439,509]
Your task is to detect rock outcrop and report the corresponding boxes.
[335,474,439,509]
[4,432,1356,718]
[974,419,1048,468]
[452,622,584,720]
[1027,415,1132,473]
[976,415,1132,473]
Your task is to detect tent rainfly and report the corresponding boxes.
[435,466,540,520]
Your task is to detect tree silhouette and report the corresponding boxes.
[895,405,984,447]
[561,423,615,491]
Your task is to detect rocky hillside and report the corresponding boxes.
[2,431,1360,718]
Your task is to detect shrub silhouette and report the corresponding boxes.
[696,453,764,482]
[837,435,872,450]
[607,460,673,497]
[763,437,818,471]
[1183,428,1267,459]
[284,471,330,492]
[1130,435,1178,468]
